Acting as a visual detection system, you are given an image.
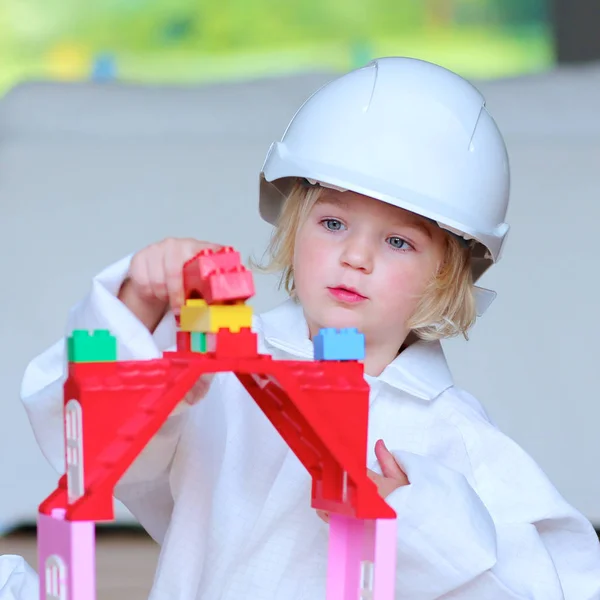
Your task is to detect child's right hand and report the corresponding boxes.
[118,238,222,406]
[118,237,222,331]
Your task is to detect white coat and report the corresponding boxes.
[20,256,600,600]
[0,556,37,600]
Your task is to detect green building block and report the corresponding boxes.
[191,332,207,353]
[67,330,117,363]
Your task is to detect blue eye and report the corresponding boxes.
[387,236,411,250]
[322,219,345,231]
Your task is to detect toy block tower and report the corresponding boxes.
[179,246,257,358]
[36,244,398,600]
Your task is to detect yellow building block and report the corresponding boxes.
[180,299,252,333]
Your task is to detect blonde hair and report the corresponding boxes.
[253,181,477,341]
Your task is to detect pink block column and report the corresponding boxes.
[327,514,364,600]
[38,508,96,600]
[326,515,398,600]
[373,518,397,600]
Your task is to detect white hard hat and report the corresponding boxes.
[259,57,510,298]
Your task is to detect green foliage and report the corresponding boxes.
[0,0,551,52]
[492,0,549,26]
[0,0,553,94]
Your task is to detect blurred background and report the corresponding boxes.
[1,0,599,598]
[1,0,553,92]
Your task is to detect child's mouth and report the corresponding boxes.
[327,286,367,304]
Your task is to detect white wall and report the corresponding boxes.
[0,64,598,531]
[445,64,600,523]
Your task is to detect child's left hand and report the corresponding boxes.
[368,438,410,496]
[316,439,409,523]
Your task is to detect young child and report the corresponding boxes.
[21,57,600,599]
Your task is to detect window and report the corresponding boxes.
[45,555,66,600]
[65,399,85,502]
[360,560,374,600]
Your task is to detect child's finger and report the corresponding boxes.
[134,248,160,302]
[316,509,330,524]
[374,439,405,480]
[147,247,170,304]
[183,374,215,405]
[366,468,384,486]
[165,246,186,312]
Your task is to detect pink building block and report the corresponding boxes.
[327,515,364,599]
[38,508,96,600]
[327,515,397,600]
[372,518,397,600]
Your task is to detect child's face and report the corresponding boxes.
[293,190,447,346]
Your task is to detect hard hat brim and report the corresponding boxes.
[259,142,508,271]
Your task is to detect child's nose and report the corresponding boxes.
[340,238,373,273]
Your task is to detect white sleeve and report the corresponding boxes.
[385,449,600,600]
[20,254,186,543]
[0,555,38,600]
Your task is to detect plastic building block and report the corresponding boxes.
[180,299,252,333]
[53,358,212,522]
[184,246,242,285]
[314,328,365,361]
[177,331,191,352]
[327,515,363,599]
[191,332,207,353]
[372,519,398,600]
[237,360,393,520]
[183,246,255,303]
[206,328,258,358]
[38,508,95,600]
[198,266,255,304]
[327,516,397,600]
[67,330,117,363]
[179,299,208,331]
[44,349,391,521]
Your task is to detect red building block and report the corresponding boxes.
[42,358,207,521]
[206,327,258,358]
[41,348,393,522]
[177,331,191,352]
[189,246,241,278]
[235,360,394,520]
[199,266,255,304]
[183,247,242,298]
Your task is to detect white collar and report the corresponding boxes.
[257,298,454,402]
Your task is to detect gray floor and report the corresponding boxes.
[0,528,159,600]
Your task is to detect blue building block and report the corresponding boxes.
[313,328,365,361]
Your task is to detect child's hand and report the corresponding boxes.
[316,439,409,524]
[368,438,409,495]
[182,373,215,406]
[118,238,222,332]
